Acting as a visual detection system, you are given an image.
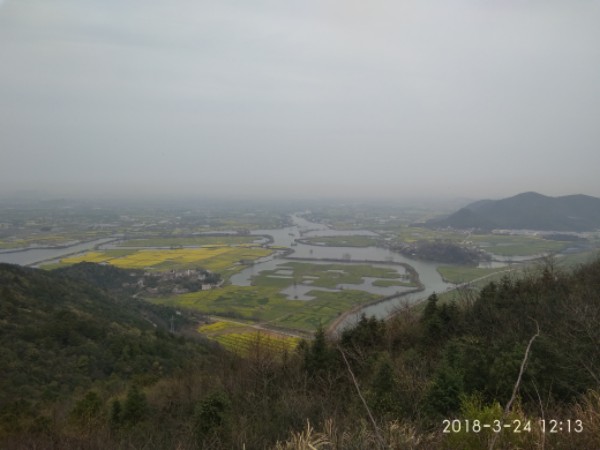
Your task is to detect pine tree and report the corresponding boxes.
[122,385,148,425]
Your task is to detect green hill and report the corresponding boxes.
[0,263,211,431]
[428,192,600,231]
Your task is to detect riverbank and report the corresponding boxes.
[0,237,120,267]
[280,256,427,335]
[30,238,122,268]
[326,284,424,336]
[0,237,116,255]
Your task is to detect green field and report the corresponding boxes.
[117,235,259,247]
[0,231,113,250]
[154,261,417,331]
[156,285,379,332]
[253,261,408,289]
[371,278,414,287]
[556,250,600,268]
[470,234,568,256]
[437,268,528,303]
[299,235,381,247]
[436,265,512,284]
[390,226,468,244]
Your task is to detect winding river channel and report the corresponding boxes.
[0,214,454,330]
[236,215,454,329]
[0,238,117,266]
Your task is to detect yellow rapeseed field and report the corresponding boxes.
[213,331,300,356]
[197,321,244,334]
[198,321,300,356]
[60,246,272,272]
[61,251,113,264]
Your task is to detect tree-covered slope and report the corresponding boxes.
[0,263,211,428]
[2,259,600,448]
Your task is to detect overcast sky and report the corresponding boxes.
[1,0,599,200]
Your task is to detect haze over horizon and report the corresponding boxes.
[1,1,599,200]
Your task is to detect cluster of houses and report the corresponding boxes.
[125,268,222,296]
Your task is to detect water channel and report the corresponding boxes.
[0,238,117,266]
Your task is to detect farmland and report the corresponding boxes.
[57,246,273,276]
[469,233,569,257]
[298,235,381,247]
[116,235,260,247]
[197,320,300,356]
[253,261,414,289]
[156,261,415,332]
[157,284,380,332]
[436,264,512,284]
[6,199,598,338]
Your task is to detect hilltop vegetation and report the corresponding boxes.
[2,258,600,448]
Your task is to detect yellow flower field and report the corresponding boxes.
[198,320,301,356]
[198,320,244,333]
[215,332,300,356]
[60,246,273,272]
[62,251,113,264]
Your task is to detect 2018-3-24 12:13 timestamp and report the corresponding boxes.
[442,419,583,434]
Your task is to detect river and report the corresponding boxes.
[233,215,455,329]
[0,238,118,266]
[0,214,453,330]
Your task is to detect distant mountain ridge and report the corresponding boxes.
[427,192,600,231]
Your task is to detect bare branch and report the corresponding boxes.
[489,320,540,450]
[337,345,384,449]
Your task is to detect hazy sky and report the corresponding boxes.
[1,0,599,200]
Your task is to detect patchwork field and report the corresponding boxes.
[157,284,380,332]
[58,246,273,275]
[156,261,414,332]
[469,234,569,257]
[254,261,414,289]
[386,227,572,258]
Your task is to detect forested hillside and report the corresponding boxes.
[0,263,214,443]
[1,259,600,449]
